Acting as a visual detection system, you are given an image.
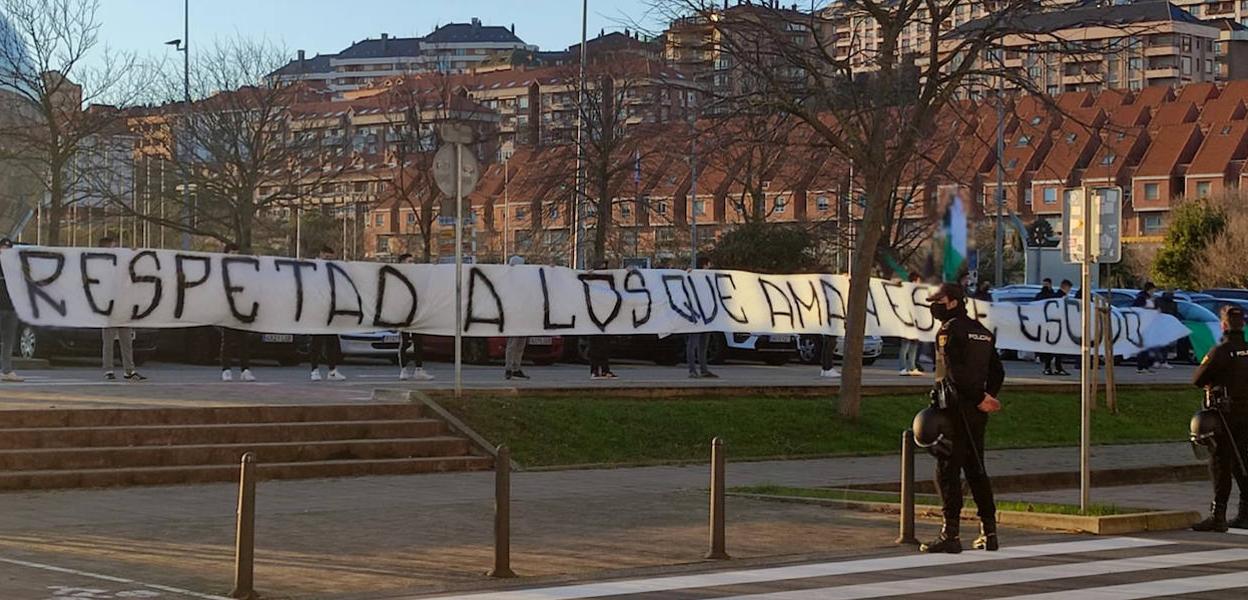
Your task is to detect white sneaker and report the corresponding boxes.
[221,369,233,382]
[0,372,23,383]
[327,369,347,381]
[240,369,256,382]
[310,369,322,381]
[411,367,435,381]
[399,366,411,381]
[899,369,911,376]
[1161,362,1175,369]
[821,368,841,378]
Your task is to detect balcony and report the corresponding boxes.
[1145,67,1181,79]
[1144,44,1180,57]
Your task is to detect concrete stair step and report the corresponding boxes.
[0,437,473,471]
[0,419,447,449]
[0,455,495,491]
[0,404,425,429]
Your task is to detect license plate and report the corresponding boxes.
[383,335,401,344]
[528,336,553,345]
[262,334,293,343]
[769,334,794,343]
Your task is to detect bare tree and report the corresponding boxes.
[700,112,795,223]
[649,0,1126,417]
[116,38,345,252]
[0,0,145,246]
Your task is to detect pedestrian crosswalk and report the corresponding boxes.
[422,537,1248,600]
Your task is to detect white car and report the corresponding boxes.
[796,334,882,366]
[338,331,403,362]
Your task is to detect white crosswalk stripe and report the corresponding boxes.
[717,549,1248,600]
[991,571,1248,600]
[421,538,1170,600]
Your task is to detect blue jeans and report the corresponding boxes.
[687,333,711,374]
[898,339,919,371]
[0,310,17,374]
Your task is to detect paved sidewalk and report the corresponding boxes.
[0,441,1204,600]
[0,360,1198,410]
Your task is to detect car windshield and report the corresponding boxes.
[1178,301,1219,323]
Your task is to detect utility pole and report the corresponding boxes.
[165,0,192,251]
[994,71,1005,286]
[571,0,588,268]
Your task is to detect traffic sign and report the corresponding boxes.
[1062,187,1122,264]
[432,144,481,202]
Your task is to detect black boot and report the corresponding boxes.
[973,521,999,551]
[1228,499,1248,529]
[920,525,962,554]
[1192,502,1229,532]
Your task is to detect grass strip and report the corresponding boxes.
[441,389,1200,467]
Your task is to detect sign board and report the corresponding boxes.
[432,144,481,204]
[1062,187,1122,264]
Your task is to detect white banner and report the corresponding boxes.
[0,246,1188,356]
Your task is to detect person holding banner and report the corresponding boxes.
[98,237,145,382]
[587,259,618,380]
[395,253,434,382]
[0,237,22,382]
[309,246,347,382]
[219,243,256,382]
[504,255,530,380]
[1190,305,1248,532]
[1134,283,1159,374]
[686,256,717,379]
[920,283,1004,554]
[898,272,923,376]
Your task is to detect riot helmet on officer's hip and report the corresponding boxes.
[913,406,955,458]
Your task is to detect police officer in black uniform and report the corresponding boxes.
[1191,305,1248,531]
[921,283,1006,553]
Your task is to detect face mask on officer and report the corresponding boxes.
[926,283,966,322]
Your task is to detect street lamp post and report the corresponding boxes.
[165,0,191,251]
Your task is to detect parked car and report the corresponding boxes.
[1203,288,1248,301]
[1195,297,1248,317]
[338,331,564,365]
[796,334,882,366]
[160,327,308,366]
[565,332,797,366]
[17,324,159,364]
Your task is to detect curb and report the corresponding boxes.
[729,492,1201,535]
[420,382,1192,399]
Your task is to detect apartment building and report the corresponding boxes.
[268,19,537,95]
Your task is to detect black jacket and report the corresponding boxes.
[1133,290,1154,309]
[1194,333,1248,407]
[1034,286,1062,301]
[0,261,12,312]
[937,312,1006,406]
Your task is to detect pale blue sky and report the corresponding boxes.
[97,0,665,63]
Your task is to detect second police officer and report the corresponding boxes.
[1190,305,1248,531]
[920,283,1005,553]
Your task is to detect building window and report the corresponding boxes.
[657,201,668,215]
[775,196,787,212]
[620,203,631,218]
[1144,183,1160,200]
[1206,59,1214,74]
[694,199,706,216]
[375,214,385,227]
[1182,56,1192,75]
[1023,187,1033,205]
[516,207,527,220]
[1043,187,1057,205]
[1143,214,1164,234]
[1197,181,1212,197]
[1016,134,1031,147]
[816,195,830,211]
[1101,153,1117,166]
[406,212,416,224]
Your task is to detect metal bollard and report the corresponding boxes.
[230,452,257,600]
[896,430,918,545]
[706,437,729,560]
[487,445,517,578]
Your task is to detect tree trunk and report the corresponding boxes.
[593,177,611,265]
[46,168,65,246]
[838,184,891,420]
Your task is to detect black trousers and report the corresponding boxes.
[399,332,423,368]
[1210,409,1248,509]
[219,327,251,371]
[310,335,341,370]
[821,335,837,371]
[589,336,612,375]
[1041,354,1064,372]
[934,407,996,536]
